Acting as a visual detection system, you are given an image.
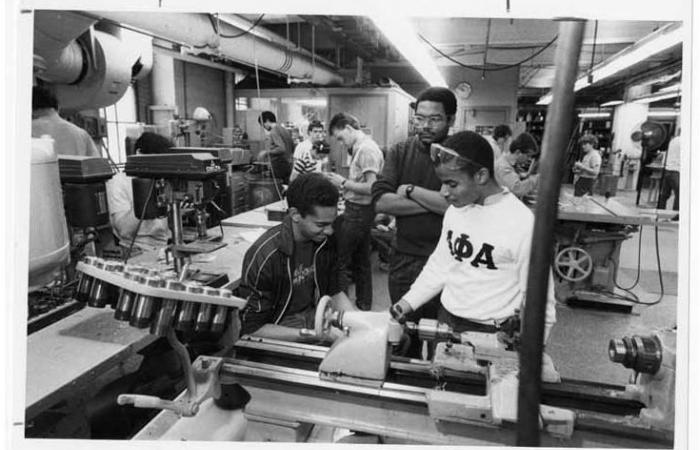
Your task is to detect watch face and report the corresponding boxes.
[455,82,472,99]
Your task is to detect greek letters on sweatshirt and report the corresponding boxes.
[403,189,556,327]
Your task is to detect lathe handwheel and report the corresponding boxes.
[314,295,334,337]
[554,246,593,282]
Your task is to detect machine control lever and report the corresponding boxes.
[117,332,224,417]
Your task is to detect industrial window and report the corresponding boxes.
[100,85,138,165]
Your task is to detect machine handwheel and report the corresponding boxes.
[554,246,593,282]
[314,295,334,337]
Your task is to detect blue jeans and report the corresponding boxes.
[337,202,375,309]
[389,250,440,358]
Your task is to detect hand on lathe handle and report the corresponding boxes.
[389,299,413,324]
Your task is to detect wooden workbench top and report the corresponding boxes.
[25,307,156,420]
[555,186,675,226]
[221,200,287,229]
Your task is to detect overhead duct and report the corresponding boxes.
[94,11,343,85]
[33,11,98,84]
[33,10,153,111]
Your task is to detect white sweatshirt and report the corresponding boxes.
[403,189,556,329]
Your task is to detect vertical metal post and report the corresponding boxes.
[516,19,585,447]
[171,200,186,275]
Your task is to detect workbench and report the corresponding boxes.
[24,224,259,433]
[555,185,675,226]
[220,200,287,229]
[551,186,675,310]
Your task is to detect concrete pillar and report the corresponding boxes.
[149,52,177,128]
[612,84,650,190]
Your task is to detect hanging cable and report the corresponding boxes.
[252,36,284,202]
[217,14,266,39]
[311,24,316,81]
[587,20,599,82]
[419,32,558,71]
[482,19,492,79]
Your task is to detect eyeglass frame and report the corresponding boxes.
[412,114,447,127]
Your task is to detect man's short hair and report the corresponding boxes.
[32,85,58,110]
[493,124,512,140]
[509,132,539,155]
[328,113,360,134]
[286,172,339,217]
[415,87,457,116]
[134,132,174,155]
[307,120,324,134]
[258,111,277,125]
[579,134,599,147]
[441,131,495,178]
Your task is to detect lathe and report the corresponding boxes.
[73,253,676,448]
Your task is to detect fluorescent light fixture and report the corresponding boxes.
[537,22,682,105]
[578,112,610,119]
[648,110,679,117]
[536,94,552,105]
[370,15,447,88]
[659,82,682,93]
[600,100,624,107]
[633,91,682,104]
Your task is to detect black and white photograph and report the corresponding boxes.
[2,0,697,448]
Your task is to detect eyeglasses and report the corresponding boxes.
[412,115,445,126]
[429,143,477,169]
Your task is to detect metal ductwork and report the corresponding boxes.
[33,10,153,111]
[94,11,343,85]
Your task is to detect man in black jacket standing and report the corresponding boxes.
[239,173,356,342]
[371,87,456,357]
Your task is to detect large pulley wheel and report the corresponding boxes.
[314,295,334,337]
[554,246,593,282]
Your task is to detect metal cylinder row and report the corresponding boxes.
[76,256,233,335]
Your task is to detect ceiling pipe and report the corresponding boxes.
[93,11,343,85]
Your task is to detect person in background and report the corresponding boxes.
[494,132,540,199]
[239,173,356,341]
[389,130,556,352]
[572,134,602,197]
[485,124,512,160]
[258,111,295,185]
[105,132,172,252]
[31,85,100,157]
[326,113,384,311]
[291,120,329,181]
[657,130,680,215]
[371,86,456,357]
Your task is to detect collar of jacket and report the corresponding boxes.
[278,215,296,256]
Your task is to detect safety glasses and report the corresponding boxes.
[429,143,477,169]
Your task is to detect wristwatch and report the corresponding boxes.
[405,184,415,199]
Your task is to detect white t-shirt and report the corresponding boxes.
[31,110,100,157]
[579,150,602,179]
[344,134,384,205]
[105,172,170,250]
[403,189,556,327]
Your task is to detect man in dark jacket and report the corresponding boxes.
[239,173,356,341]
